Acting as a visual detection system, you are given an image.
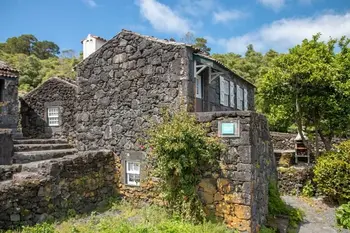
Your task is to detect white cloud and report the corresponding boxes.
[219,12,350,54]
[82,0,97,8]
[138,0,192,35]
[177,0,215,17]
[258,0,285,11]
[213,9,246,24]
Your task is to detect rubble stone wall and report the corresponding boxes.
[0,151,116,230]
[20,77,77,140]
[195,112,276,233]
[0,130,13,165]
[75,30,192,152]
[0,76,19,133]
[277,165,313,195]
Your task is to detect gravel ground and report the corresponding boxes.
[282,196,350,233]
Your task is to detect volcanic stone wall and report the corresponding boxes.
[0,76,19,133]
[0,130,13,165]
[0,151,116,230]
[20,77,77,140]
[75,30,192,152]
[195,111,276,233]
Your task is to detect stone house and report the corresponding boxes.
[76,29,255,151]
[20,77,77,140]
[0,60,19,134]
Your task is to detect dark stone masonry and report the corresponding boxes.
[195,112,276,232]
[75,30,255,152]
[20,77,77,140]
[0,151,116,229]
[0,130,13,165]
[0,61,19,134]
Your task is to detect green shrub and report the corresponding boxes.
[259,226,277,233]
[21,223,55,233]
[336,202,350,229]
[302,180,315,197]
[314,140,350,203]
[147,110,223,222]
[268,181,304,228]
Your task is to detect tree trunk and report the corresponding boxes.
[295,95,312,153]
[319,131,332,151]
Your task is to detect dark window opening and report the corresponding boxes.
[0,79,4,102]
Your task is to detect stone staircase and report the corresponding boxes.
[12,138,77,164]
[0,138,77,183]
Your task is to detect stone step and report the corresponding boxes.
[21,159,57,173]
[13,139,68,145]
[14,143,74,152]
[12,149,77,164]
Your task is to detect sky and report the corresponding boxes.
[1,0,350,55]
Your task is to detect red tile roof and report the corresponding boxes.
[0,60,19,78]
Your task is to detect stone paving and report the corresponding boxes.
[282,196,350,233]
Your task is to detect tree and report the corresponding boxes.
[181,32,211,54]
[258,34,350,152]
[32,40,60,59]
[1,34,38,55]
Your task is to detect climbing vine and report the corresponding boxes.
[147,110,223,222]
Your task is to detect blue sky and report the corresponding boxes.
[1,0,350,55]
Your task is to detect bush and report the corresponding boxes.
[336,202,350,229]
[147,110,223,222]
[21,223,55,233]
[302,180,315,197]
[268,181,304,228]
[259,226,277,233]
[313,140,350,203]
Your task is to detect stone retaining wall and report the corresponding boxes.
[270,131,346,151]
[0,151,116,230]
[277,165,313,195]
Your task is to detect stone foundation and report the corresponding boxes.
[0,151,117,230]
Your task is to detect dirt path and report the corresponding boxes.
[282,196,350,233]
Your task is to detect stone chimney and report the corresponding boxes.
[81,34,107,59]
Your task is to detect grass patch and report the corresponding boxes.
[4,201,233,233]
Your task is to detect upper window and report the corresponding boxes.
[237,85,244,110]
[244,89,248,110]
[126,161,140,186]
[196,75,202,99]
[47,107,59,126]
[229,81,235,108]
[220,76,229,106]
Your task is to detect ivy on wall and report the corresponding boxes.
[146,110,224,222]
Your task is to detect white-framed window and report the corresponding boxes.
[244,89,248,110]
[126,161,140,186]
[230,81,235,108]
[237,85,244,110]
[47,107,59,126]
[196,75,202,99]
[220,76,229,106]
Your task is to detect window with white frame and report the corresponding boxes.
[237,85,244,110]
[196,75,202,98]
[47,107,59,126]
[244,88,248,110]
[220,76,229,106]
[229,81,235,108]
[126,161,140,186]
